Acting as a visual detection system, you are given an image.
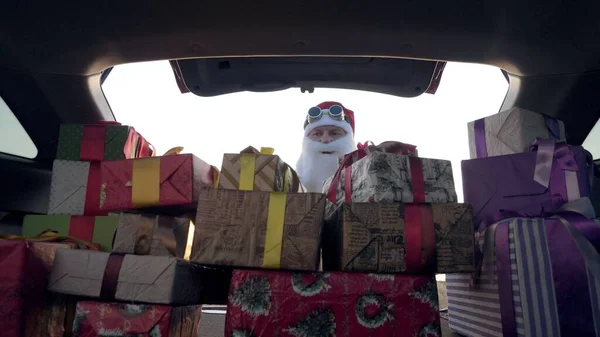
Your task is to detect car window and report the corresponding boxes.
[0,96,38,159]
[102,60,509,203]
[582,118,600,160]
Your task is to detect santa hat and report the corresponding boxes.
[303,101,355,137]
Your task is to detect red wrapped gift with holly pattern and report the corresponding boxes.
[72,302,171,337]
[225,269,441,337]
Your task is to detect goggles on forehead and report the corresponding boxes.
[306,105,347,124]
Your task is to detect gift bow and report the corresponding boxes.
[0,230,99,250]
[530,138,579,188]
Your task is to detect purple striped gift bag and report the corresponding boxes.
[447,209,600,337]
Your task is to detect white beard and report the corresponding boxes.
[295,133,357,193]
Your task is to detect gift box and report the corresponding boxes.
[191,188,325,270]
[462,141,593,227]
[72,302,171,337]
[169,305,203,337]
[48,160,105,215]
[112,213,192,258]
[100,154,218,213]
[323,202,475,274]
[323,151,457,217]
[226,269,441,337]
[24,242,78,337]
[467,107,566,158]
[0,241,48,337]
[48,249,203,305]
[218,146,302,192]
[23,214,119,251]
[56,122,154,161]
[447,202,600,337]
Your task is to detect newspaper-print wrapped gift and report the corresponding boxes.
[48,249,203,305]
[112,213,192,258]
[324,151,457,217]
[191,188,325,270]
[447,199,600,337]
[467,107,566,158]
[323,202,475,274]
[219,146,302,192]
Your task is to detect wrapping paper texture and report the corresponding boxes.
[0,241,48,337]
[323,152,457,217]
[72,302,171,337]
[23,215,119,251]
[462,145,592,227]
[219,147,301,192]
[467,107,566,158]
[447,218,600,337]
[100,154,216,213]
[48,249,203,305]
[191,188,325,271]
[56,124,145,161]
[112,213,191,258]
[25,242,78,337]
[323,202,475,274]
[48,160,91,215]
[169,305,202,337]
[226,269,441,337]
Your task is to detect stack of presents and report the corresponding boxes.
[0,106,598,337]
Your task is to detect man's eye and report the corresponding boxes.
[313,132,322,137]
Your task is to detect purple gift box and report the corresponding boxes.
[447,204,600,337]
[462,140,593,228]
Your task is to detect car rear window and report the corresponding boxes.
[582,118,600,160]
[0,95,38,159]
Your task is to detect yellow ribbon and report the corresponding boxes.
[239,147,275,191]
[0,230,98,250]
[163,146,184,156]
[132,158,161,208]
[263,192,287,268]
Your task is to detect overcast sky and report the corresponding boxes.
[102,60,510,201]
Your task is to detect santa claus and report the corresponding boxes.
[295,101,357,192]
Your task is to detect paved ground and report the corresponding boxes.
[199,281,463,336]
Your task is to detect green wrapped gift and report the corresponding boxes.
[23,215,119,251]
[55,122,153,161]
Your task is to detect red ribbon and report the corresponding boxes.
[404,204,436,273]
[80,125,107,161]
[68,216,95,242]
[408,156,426,203]
[83,162,106,215]
[100,253,125,301]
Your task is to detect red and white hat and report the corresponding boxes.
[303,101,355,137]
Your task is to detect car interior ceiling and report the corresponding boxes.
[1,1,600,227]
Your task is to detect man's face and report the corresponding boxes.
[307,125,347,144]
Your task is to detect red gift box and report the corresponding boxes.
[226,270,441,337]
[0,241,47,337]
[100,154,218,213]
[73,302,172,337]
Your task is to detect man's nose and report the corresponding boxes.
[320,134,333,144]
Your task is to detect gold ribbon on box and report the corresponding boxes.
[262,191,287,268]
[0,230,98,250]
[239,146,275,191]
[131,146,183,208]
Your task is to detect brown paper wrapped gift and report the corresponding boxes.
[25,242,77,337]
[322,202,475,274]
[48,249,203,305]
[170,305,203,337]
[112,213,192,258]
[191,188,325,270]
[218,146,302,192]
